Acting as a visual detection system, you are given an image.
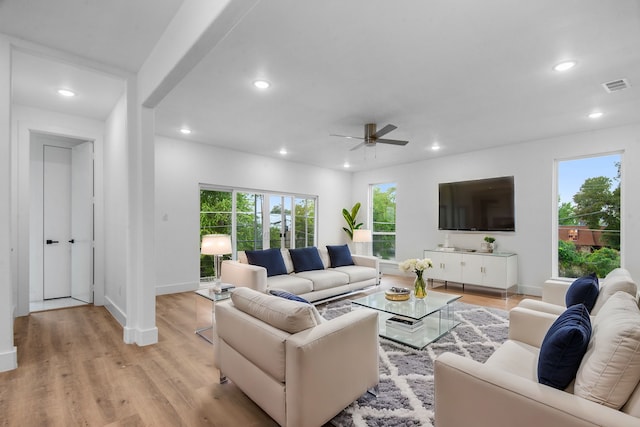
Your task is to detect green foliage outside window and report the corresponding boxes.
[558,158,621,278]
[372,184,397,260]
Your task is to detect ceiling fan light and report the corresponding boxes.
[279,148,287,155]
[588,111,603,119]
[180,128,192,135]
[343,162,350,168]
[431,143,441,151]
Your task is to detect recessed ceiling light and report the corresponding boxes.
[343,162,350,168]
[553,60,577,72]
[588,111,603,119]
[57,88,76,97]
[279,148,287,155]
[179,128,192,135]
[253,80,271,89]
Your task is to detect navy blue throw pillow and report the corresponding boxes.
[289,247,325,273]
[538,304,592,390]
[245,248,287,277]
[565,273,599,311]
[269,289,310,304]
[326,244,355,268]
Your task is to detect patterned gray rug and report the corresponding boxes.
[316,298,509,427]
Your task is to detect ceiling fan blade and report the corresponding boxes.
[376,138,409,146]
[330,134,365,140]
[349,142,366,151]
[372,124,397,139]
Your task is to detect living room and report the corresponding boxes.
[1,1,640,424]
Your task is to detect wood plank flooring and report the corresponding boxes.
[0,275,537,426]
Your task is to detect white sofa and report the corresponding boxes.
[434,269,640,427]
[214,287,379,427]
[220,247,379,303]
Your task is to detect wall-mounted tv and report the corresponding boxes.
[439,176,515,231]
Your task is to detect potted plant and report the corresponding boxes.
[342,202,363,240]
[483,236,496,253]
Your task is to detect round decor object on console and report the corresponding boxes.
[385,287,410,301]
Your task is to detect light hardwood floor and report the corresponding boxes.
[1,276,536,426]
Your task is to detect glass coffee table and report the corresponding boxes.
[351,290,462,349]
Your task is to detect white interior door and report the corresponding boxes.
[71,141,94,303]
[43,145,72,299]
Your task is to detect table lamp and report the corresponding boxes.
[201,234,232,283]
[353,229,372,255]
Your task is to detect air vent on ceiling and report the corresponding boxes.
[602,78,630,93]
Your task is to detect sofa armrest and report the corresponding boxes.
[518,298,566,316]
[434,352,639,427]
[352,254,379,270]
[508,306,559,348]
[285,310,379,427]
[542,279,571,306]
[220,260,267,293]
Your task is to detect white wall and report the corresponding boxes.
[352,123,640,296]
[154,136,352,294]
[103,94,128,323]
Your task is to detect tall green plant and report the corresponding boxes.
[342,202,363,240]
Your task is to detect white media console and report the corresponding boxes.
[423,249,518,297]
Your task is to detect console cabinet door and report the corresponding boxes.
[460,254,484,286]
[480,256,509,288]
[424,251,462,282]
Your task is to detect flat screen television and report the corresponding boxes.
[439,176,515,231]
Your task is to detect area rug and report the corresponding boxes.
[316,298,509,427]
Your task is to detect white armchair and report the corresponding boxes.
[434,291,640,427]
[214,287,379,427]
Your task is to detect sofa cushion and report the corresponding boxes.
[267,274,314,295]
[289,247,325,273]
[486,340,540,381]
[326,244,355,267]
[565,273,599,312]
[231,287,318,334]
[333,265,377,283]
[591,269,637,316]
[537,303,592,390]
[295,269,350,291]
[245,248,288,277]
[575,291,640,409]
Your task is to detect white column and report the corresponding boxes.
[0,39,17,371]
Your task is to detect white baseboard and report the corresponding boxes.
[156,281,198,295]
[518,284,542,297]
[104,295,127,327]
[0,346,17,372]
[123,326,158,346]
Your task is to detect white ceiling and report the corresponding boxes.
[4,0,640,171]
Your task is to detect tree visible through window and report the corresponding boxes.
[371,183,397,260]
[557,154,621,278]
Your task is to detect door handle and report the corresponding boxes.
[46,239,59,244]
[68,239,75,244]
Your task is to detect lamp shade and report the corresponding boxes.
[201,234,232,255]
[353,229,372,243]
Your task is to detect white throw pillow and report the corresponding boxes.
[574,291,640,409]
[590,270,637,315]
[231,287,318,334]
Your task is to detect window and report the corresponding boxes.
[556,154,621,278]
[200,186,317,278]
[371,183,397,260]
[199,189,232,279]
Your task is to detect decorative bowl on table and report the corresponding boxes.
[385,287,411,301]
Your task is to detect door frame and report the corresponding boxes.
[15,121,104,316]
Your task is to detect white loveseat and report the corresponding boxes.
[220,246,379,303]
[214,287,379,427]
[434,269,640,427]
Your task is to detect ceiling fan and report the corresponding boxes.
[331,123,409,151]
